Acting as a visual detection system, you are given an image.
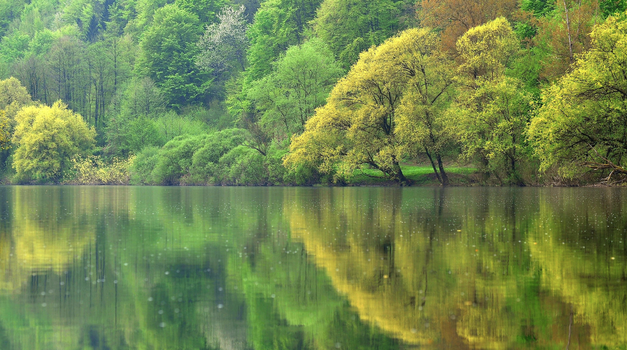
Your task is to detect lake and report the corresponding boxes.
[0,186,625,349]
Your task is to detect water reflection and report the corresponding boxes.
[0,186,625,349]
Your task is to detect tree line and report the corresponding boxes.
[0,0,626,185]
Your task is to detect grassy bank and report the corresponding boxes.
[349,166,478,186]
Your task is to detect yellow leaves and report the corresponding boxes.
[528,11,627,178]
[456,17,519,82]
[71,155,135,185]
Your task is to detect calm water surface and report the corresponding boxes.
[0,186,625,349]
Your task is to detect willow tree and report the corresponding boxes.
[452,18,532,184]
[285,28,455,185]
[395,28,456,185]
[528,13,627,181]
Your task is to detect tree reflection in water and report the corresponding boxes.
[0,187,624,349]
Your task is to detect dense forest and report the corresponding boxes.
[0,0,626,185]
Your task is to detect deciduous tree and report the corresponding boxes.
[12,101,95,182]
[245,0,322,82]
[0,76,32,122]
[453,18,532,184]
[528,13,627,180]
[136,4,208,109]
[196,5,249,77]
[247,38,343,140]
[286,28,453,184]
[533,0,599,82]
[312,0,403,69]
[395,29,456,185]
[0,111,9,150]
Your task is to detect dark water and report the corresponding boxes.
[0,186,626,349]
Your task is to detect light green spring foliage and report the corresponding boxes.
[134,129,251,185]
[175,0,226,24]
[0,77,32,123]
[528,12,627,178]
[105,114,163,157]
[247,38,344,139]
[312,0,403,69]
[12,101,95,182]
[286,28,451,184]
[453,18,532,184]
[456,17,519,82]
[244,0,323,82]
[117,77,166,118]
[131,128,312,185]
[156,111,211,142]
[394,28,455,185]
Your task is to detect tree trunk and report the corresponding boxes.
[562,0,575,64]
[392,161,410,186]
[436,153,449,186]
[425,147,443,184]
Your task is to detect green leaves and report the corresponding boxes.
[245,0,322,82]
[247,38,344,139]
[136,4,208,109]
[312,0,403,69]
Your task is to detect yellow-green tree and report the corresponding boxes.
[395,28,456,185]
[0,111,9,150]
[452,18,533,184]
[0,77,32,122]
[528,12,627,181]
[12,101,95,182]
[286,28,454,185]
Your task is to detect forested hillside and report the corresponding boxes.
[0,0,626,185]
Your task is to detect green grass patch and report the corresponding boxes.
[348,165,478,186]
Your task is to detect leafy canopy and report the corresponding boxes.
[453,18,533,184]
[312,0,403,69]
[136,4,208,109]
[528,12,627,179]
[286,28,451,184]
[12,101,95,182]
[247,38,344,139]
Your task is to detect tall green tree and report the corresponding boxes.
[136,4,209,109]
[245,0,323,82]
[175,0,226,24]
[312,0,403,69]
[246,38,343,140]
[0,0,26,39]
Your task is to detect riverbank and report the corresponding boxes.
[0,165,484,186]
